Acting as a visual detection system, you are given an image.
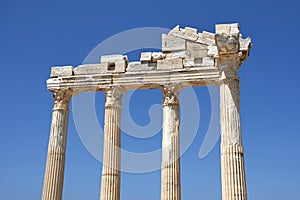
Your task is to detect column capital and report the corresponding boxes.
[53,89,72,110]
[162,83,184,106]
[214,26,251,81]
[105,86,126,107]
[216,53,242,80]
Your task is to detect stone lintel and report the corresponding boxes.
[50,66,74,78]
[100,54,128,63]
[47,66,219,92]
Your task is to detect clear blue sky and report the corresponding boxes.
[1,0,299,199]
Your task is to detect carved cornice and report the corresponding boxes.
[162,83,184,106]
[105,86,126,107]
[53,89,72,110]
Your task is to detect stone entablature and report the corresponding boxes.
[47,23,251,92]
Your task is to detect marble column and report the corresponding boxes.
[100,87,124,200]
[218,56,247,200]
[161,84,182,200]
[42,89,72,200]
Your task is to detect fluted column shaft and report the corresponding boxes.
[219,68,247,200]
[161,84,182,200]
[42,89,72,200]
[100,87,124,200]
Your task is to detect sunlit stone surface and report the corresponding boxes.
[43,23,251,200]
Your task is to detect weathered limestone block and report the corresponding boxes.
[168,25,199,41]
[152,52,166,62]
[184,27,199,41]
[186,41,208,58]
[100,54,128,72]
[166,50,191,59]
[183,57,214,67]
[239,37,252,61]
[50,66,73,78]
[168,25,185,38]
[202,57,215,66]
[215,24,231,35]
[157,58,183,70]
[197,31,216,45]
[216,23,240,36]
[162,34,186,52]
[215,34,239,55]
[239,37,252,51]
[113,61,127,72]
[74,62,126,75]
[126,62,156,72]
[215,23,240,55]
[140,52,166,63]
[207,45,218,56]
[140,52,152,62]
[74,64,108,75]
[100,54,128,63]
[230,23,240,36]
[183,58,197,67]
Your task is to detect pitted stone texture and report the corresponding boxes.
[152,52,166,62]
[74,64,108,75]
[126,62,156,72]
[208,45,218,56]
[101,54,128,63]
[197,31,216,45]
[74,62,126,74]
[50,66,73,78]
[216,23,240,36]
[186,41,208,58]
[202,57,215,66]
[166,50,191,59]
[157,58,183,71]
[140,52,166,62]
[184,27,199,41]
[216,34,239,55]
[140,52,152,62]
[168,25,198,41]
[239,37,252,51]
[162,34,186,52]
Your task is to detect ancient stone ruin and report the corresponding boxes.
[42,23,252,200]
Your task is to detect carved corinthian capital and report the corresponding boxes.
[162,84,183,106]
[105,86,125,107]
[53,89,73,110]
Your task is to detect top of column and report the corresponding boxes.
[162,83,184,106]
[53,89,73,110]
[105,86,126,108]
[215,23,252,79]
